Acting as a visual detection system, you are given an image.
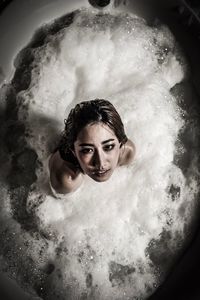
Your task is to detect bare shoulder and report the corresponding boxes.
[118,139,136,166]
[49,150,83,194]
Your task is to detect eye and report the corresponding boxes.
[103,144,115,152]
[80,148,93,154]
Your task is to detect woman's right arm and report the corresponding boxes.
[49,151,83,194]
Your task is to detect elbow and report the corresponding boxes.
[50,177,75,195]
[50,172,83,195]
[125,140,136,165]
[129,142,136,163]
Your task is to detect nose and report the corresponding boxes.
[92,149,105,169]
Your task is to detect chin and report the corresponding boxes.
[87,169,113,182]
[91,176,110,183]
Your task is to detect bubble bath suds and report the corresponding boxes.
[0,8,200,300]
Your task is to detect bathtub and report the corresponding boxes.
[0,0,200,299]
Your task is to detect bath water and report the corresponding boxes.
[0,8,199,300]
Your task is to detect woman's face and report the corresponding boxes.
[73,122,121,182]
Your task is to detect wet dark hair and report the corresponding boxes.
[58,99,128,167]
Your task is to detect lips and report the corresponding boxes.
[92,169,110,177]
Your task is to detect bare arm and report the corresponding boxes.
[49,151,83,194]
[118,139,136,166]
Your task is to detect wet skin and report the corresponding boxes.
[73,122,121,182]
[49,122,135,194]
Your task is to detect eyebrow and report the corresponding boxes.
[79,139,115,147]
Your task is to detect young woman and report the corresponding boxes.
[49,99,135,194]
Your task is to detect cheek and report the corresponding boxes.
[111,149,120,165]
[76,153,90,167]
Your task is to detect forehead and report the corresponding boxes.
[76,122,116,142]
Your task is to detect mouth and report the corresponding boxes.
[91,169,110,177]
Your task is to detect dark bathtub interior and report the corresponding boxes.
[149,1,200,299]
[0,0,200,299]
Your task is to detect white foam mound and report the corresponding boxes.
[6,9,199,300]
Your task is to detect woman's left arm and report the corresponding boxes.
[118,139,136,166]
